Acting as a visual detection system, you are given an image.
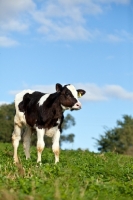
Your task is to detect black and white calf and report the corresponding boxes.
[12,83,86,164]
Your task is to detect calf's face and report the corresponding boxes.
[56,83,86,111]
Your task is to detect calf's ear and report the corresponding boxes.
[56,83,63,92]
[77,89,86,98]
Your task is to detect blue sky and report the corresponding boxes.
[0,0,133,151]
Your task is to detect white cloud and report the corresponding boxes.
[9,85,54,96]
[0,0,132,42]
[0,0,35,33]
[0,20,28,32]
[31,0,102,41]
[107,34,123,42]
[0,0,35,20]
[0,36,19,47]
[75,83,107,101]
[9,83,133,102]
[104,30,133,43]
[79,83,133,101]
[104,85,133,101]
[38,24,96,41]
[30,0,132,41]
[97,0,130,4]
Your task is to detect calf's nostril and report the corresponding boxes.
[76,103,81,107]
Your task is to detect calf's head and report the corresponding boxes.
[56,83,86,111]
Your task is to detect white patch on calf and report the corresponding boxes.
[67,84,82,110]
[45,125,59,137]
[57,119,61,124]
[66,85,78,100]
[45,119,60,137]
[38,94,50,106]
[15,90,33,109]
[15,90,34,126]
[61,104,70,111]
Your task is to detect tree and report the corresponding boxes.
[0,103,75,147]
[0,103,15,142]
[60,113,75,146]
[95,115,133,155]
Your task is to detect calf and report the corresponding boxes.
[12,83,86,164]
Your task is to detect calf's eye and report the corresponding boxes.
[65,92,71,97]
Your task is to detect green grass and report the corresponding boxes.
[0,143,133,200]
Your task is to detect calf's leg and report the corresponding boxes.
[52,129,60,164]
[23,126,32,160]
[36,128,45,163]
[12,124,21,163]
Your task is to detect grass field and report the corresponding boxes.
[0,143,133,200]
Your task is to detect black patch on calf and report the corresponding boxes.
[19,92,44,112]
[36,92,63,129]
[19,92,45,127]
